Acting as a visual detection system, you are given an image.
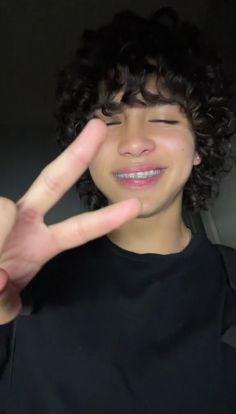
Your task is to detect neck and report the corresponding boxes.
[107,200,192,255]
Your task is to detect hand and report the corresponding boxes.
[0,119,142,324]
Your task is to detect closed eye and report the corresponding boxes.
[92,114,121,126]
[106,121,122,126]
[148,120,179,124]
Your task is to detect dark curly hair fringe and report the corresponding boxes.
[55,7,236,214]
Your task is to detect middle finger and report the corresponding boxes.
[17,119,107,215]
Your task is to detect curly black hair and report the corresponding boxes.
[55,7,236,214]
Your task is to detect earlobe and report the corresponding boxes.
[193,153,202,166]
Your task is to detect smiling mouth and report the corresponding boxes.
[113,168,163,179]
[113,168,165,189]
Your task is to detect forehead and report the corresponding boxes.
[96,73,180,113]
[96,86,185,120]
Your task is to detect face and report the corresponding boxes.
[89,79,201,219]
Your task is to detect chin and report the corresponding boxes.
[132,203,164,220]
[136,209,162,220]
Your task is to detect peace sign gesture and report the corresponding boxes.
[0,119,142,324]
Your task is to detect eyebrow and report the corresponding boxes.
[96,98,181,116]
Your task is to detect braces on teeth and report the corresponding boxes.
[115,169,162,179]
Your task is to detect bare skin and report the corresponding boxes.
[0,119,142,325]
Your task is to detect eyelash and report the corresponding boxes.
[105,120,178,126]
[149,120,178,124]
[106,122,121,126]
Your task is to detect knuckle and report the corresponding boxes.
[75,218,89,244]
[66,146,89,173]
[42,172,62,195]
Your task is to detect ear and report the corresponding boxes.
[193,153,202,166]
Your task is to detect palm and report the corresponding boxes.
[0,205,57,289]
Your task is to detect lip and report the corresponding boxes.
[113,164,167,174]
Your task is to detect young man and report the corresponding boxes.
[0,8,236,414]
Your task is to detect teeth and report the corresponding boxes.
[115,169,162,179]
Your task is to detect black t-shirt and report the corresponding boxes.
[1,233,236,414]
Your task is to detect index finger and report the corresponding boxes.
[18,119,107,215]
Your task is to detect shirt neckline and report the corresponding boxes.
[101,232,204,263]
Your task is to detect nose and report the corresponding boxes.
[118,123,156,158]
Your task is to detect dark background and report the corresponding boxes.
[0,0,235,246]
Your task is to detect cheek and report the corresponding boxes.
[162,131,195,160]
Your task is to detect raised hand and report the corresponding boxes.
[0,119,142,324]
